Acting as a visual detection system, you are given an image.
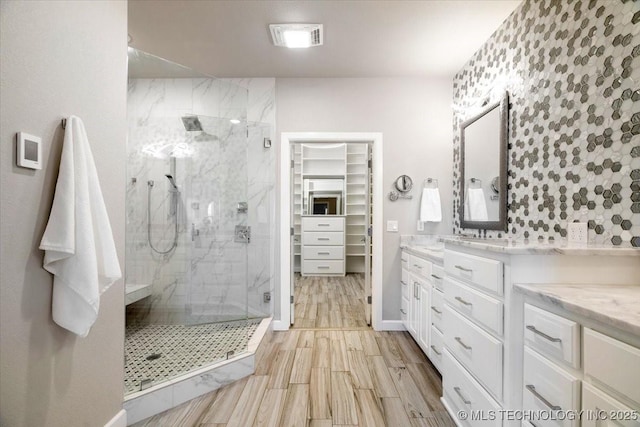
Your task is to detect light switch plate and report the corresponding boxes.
[417,220,424,232]
[386,220,398,232]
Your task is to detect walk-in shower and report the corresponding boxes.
[125,48,273,398]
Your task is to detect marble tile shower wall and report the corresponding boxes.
[126,78,275,325]
[452,0,639,246]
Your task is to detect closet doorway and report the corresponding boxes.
[279,133,383,331]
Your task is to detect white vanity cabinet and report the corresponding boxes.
[437,239,640,427]
[519,302,640,427]
[441,247,505,422]
[401,248,444,370]
[401,238,640,427]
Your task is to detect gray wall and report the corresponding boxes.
[276,77,453,321]
[453,0,639,246]
[0,1,127,426]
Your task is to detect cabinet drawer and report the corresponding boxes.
[444,305,503,400]
[584,328,640,407]
[401,267,409,287]
[303,231,344,246]
[444,250,503,296]
[302,245,344,260]
[401,272,409,300]
[524,304,580,368]
[523,347,580,427]
[431,264,445,291]
[430,326,444,371]
[582,383,640,427]
[445,277,503,336]
[410,254,432,278]
[443,349,502,427]
[302,216,344,231]
[401,296,409,321]
[431,288,444,333]
[401,250,409,266]
[302,260,344,275]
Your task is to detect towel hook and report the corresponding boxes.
[61,118,67,129]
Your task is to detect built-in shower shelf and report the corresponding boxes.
[125,283,152,306]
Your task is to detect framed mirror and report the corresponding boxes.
[459,91,508,231]
[303,178,344,215]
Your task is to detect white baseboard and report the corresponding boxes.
[104,409,126,427]
[271,319,290,331]
[380,320,406,331]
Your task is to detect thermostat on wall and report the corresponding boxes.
[17,132,42,170]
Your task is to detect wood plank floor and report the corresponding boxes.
[292,274,368,329]
[132,275,454,426]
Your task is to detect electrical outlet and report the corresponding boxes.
[417,220,424,232]
[567,222,588,245]
[386,220,398,232]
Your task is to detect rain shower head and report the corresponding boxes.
[165,174,178,190]
[181,115,203,132]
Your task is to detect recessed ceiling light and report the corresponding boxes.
[230,119,241,124]
[269,24,323,49]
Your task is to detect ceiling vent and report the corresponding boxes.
[269,24,323,48]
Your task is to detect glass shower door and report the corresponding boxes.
[185,116,249,327]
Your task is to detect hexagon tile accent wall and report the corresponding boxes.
[453,0,640,246]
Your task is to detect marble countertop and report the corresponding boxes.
[515,283,640,336]
[401,244,444,263]
[440,236,640,256]
[399,235,445,262]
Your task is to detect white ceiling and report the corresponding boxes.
[128,0,521,78]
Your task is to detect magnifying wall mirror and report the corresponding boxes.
[459,91,508,231]
[394,175,413,193]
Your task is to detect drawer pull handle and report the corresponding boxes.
[454,336,472,350]
[318,223,331,226]
[430,306,442,314]
[413,264,423,269]
[454,265,473,272]
[400,309,407,314]
[453,386,471,405]
[431,274,442,280]
[317,252,330,255]
[317,266,331,269]
[455,296,473,306]
[401,280,407,286]
[317,237,330,241]
[401,258,408,262]
[526,385,561,411]
[430,345,441,356]
[526,325,562,343]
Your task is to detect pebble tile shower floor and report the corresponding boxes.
[124,320,260,394]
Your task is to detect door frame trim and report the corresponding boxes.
[277,132,383,331]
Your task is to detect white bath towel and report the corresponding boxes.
[420,188,442,222]
[466,188,489,221]
[39,116,121,337]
